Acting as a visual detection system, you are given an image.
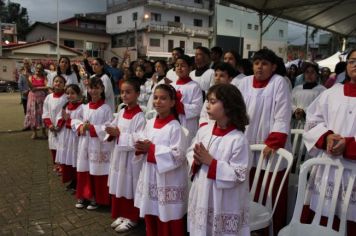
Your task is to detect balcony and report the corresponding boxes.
[148,21,212,37]
[147,0,212,15]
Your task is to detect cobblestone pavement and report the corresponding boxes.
[0,93,145,235]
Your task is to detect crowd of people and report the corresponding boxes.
[16,46,356,236]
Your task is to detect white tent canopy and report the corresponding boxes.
[316,52,342,71]
[224,0,356,36]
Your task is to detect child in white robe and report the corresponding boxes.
[237,49,292,234]
[74,77,113,210]
[199,62,235,128]
[134,84,188,236]
[55,84,83,190]
[302,49,356,235]
[188,84,250,236]
[42,75,68,172]
[292,63,326,129]
[171,55,203,144]
[105,79,146,233]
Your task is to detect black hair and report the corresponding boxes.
[135,65,147,85]
[224,50,242,68]
[252,48,278,65]
[57,56,72,75]
[240,59,253,76]
[172,47,184,55]
[196,46,211,58]
[154,60,168,74]
[35,62,45,76]
[154,84,180,122]
[211,46,223,57]
[71,64,81,83]
[345,49,356,83]
[275,57,287,77]
[214,62,236,78]
[111,56,119,62]
[121,78,141,93]
[66,84,81,95]
[303,62,320,75]
[176,54,193,67]
[53,74,66,84]
[334,61,347,75]
[207,84,249,132]
[87,76,105,101]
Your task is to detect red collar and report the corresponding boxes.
[67,102,81,110]
[344,82,356,97]
[53,92,64,98]
[123,105,142,119]
[154,114,175,129]
[176,76,192,85]
[212,122,236,136]
[89,99,105,109]
[252,75,273,88]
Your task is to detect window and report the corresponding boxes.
[247,23,252,29]
[151,13,161,22]
[180,40,185,49]
[278,47,283,53]
[129,37,135,47]
[168,40,174,52]
[132,12,137,21]
[117,39,124,47]
[174,16,180,23]
[225,19,233,28]
[64,40,75,48]
[2,66,7,72]
[194,0,202,3]
[194,19,203,27]
[246,44,251,50]
[279,30,284,38]
[193,42,202,49]
[117,16,122,24]
[150,38,160,47]
[254,25,259,31]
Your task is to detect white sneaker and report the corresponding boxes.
[75,199,85,209]
[111,217,125,228]
[86,201,98,210]
[114,219,137,233]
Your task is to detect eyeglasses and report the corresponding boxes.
[347,59,356,66]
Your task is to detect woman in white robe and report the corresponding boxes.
[302,49,356,235]
[188,84,250,236]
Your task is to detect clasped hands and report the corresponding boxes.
[193,142,213,166]
[326,133,346,156]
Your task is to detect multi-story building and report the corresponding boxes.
[215,3,289,60]
[106,0,214,60]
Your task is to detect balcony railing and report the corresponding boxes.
[148,22,212,37]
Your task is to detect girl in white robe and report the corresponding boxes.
[188,84,250,236]
[55,84,83,189]
[237,49,292,233]
[42,75,68,171]
[292,63,326,129]
[302,49,356,235]
[74,77,113,210]
[134,84,188,236]
[171,55,203,144]
[105,79,146,233]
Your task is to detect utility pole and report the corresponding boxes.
[135,21,138,60]
[56,0,60,60]
[0,20,2,57]
[305,25,309,60]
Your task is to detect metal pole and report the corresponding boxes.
[305,25,309,60]
[56,0,60,60]
[135,21,138,60]
[0,20,2,57]
[258,12,263,50]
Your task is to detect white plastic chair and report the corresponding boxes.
[279,158,355,236]
[287,129,310,222]
[145,110,157,120]
[249,144,293,235]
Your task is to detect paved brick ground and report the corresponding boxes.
[0,93,145,235]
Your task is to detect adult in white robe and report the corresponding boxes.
[187,123,250,236]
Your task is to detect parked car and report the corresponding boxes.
[0,79,18,93]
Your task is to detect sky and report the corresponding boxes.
[11,0,311,45]
[11,0,107,23]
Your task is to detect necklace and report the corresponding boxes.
[206,134,218,151]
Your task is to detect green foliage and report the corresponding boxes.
[1,0,30,41]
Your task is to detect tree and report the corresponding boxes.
[1,1,30,41]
